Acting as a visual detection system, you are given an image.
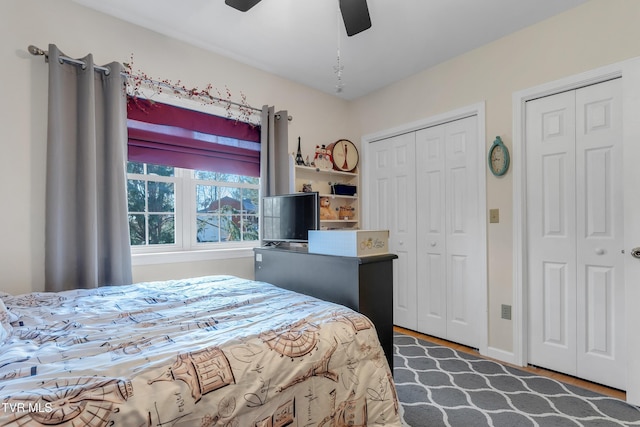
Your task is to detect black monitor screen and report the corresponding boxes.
[262,192,320,243]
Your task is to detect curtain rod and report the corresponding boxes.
[28,45,263,114]
[29,45,112,74]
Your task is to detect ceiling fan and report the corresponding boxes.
[225,0,372,37]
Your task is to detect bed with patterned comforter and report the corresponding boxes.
[0,275,400,426]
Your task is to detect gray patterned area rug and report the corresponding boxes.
[393,333,640,427]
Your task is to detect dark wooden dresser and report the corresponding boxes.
[254,246,397,368]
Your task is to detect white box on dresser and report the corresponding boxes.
[308,229,389,257]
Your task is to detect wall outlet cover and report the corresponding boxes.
[501,304,512,320]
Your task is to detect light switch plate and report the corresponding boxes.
[490,209,499,223]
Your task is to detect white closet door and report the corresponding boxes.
[443,116,480,347]
[416,116,480,348]
[574,79,625,389]
[416,124,447,338]
[526,90,578,375]
[369,132,417,329]
[526,79,625,389]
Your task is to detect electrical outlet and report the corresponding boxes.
[490,209,499,223]
[501,304,512,320]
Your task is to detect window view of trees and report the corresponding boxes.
[126,163,260,249]
[127,163,176,246]
[195,171,259,244]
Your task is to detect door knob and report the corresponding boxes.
[632,247,640,259]
[595,248,605,255]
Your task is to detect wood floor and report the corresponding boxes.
[394,326,626,401]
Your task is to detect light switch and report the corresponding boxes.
[490,209,499,223]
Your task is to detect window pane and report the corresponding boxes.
[147,164,175,177]
[219,173,258,184]
[220,215,239,241]
[127,162,144,174]
[242,215,259,241]
[240,176,260,185]
[148,214,175,244]
[197,215,220,243]
[243,188,259,214]
[128,179,146,212]
[196,185,218,213]
[195,170,259,185]
[218,187,242,213]
[221,174,241,183]
[194,170,217,181]
[128,214,146,245]
[148,182,175,212]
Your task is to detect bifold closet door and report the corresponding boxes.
[369,132,417,330]
[415,116,480,348]
[526,78,625,390]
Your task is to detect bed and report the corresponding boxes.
[0,275,400,426]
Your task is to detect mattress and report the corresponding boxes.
[0,275,400,426]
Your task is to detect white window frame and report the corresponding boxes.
[129,165,260,266]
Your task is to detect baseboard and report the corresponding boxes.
[484,346,517,366]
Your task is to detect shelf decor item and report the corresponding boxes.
[319,196,337,220]
[488,136,510,176]
[339,205,356,220]
[331,183,357,196]
[313,145,333,170]
[328,139,359,172]
[295,136,305,165]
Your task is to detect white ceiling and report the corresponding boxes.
[74,0,588,100]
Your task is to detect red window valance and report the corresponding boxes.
[127,97,261,177]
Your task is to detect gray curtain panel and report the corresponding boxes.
[260,105,276,198]
[45,44,132,291]
[259,106,289,197]
[259,106,290,246]
[273,110,290,195]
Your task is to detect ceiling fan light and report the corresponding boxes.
[225,0,262,12]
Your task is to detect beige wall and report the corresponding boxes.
[0,0,352,295]
[132,257,255,284]
[350,0,640,352]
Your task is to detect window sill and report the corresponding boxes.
[131,246,257,266]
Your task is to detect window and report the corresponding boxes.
[127,163,260,252]
[126,97,262,257]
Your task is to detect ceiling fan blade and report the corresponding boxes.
[225,0,262,12]
[339,0,372,37]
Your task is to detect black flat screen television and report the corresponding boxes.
[262,192,320,243]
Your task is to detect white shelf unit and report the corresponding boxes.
[289,156,359,230]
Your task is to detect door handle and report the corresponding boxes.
[632,247,640,259]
